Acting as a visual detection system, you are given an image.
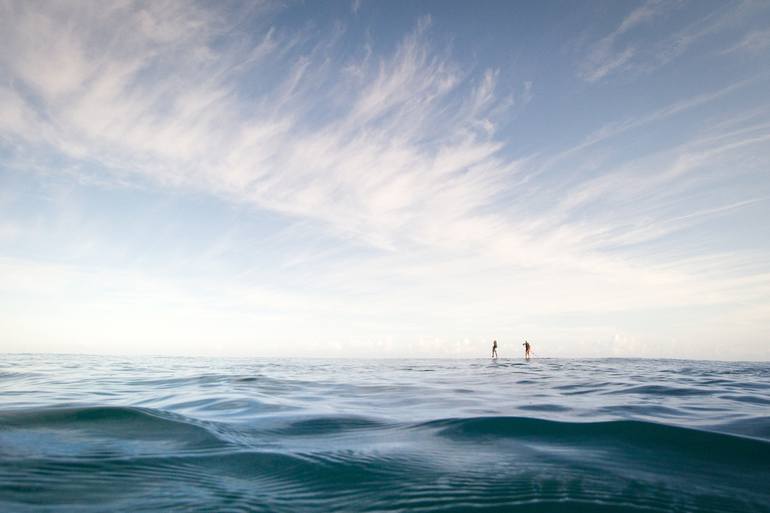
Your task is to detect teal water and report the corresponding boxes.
[1,354,769,512]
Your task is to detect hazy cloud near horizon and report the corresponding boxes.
[1,0,769,359]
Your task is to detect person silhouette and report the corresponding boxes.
[523,340,531,359]
[492,340,498,359]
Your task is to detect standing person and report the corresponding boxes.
[492,340,498,359]
[523,340,531,359]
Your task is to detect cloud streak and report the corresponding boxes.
[578,0,770,83]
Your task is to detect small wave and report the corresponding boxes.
[597,403,689,418]
[0,406,227,459]
[422,416,770,462]
[518,403,572,412]
[712,416,770,440]
[606,384,712,396]
[719,394,770,406]
[264,414,390,436]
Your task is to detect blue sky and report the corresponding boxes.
[1,0,769,359]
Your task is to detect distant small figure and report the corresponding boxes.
[523,340,532,359]
[492,340,498,359]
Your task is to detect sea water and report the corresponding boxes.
[1,354,768,512]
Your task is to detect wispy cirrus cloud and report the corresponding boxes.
[0,4,511,251]
[721,27,770,54]
[579,0,666,82]
[578,0,770,83]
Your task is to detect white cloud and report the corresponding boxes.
[578,1,770,83]
[579,0,665,82]
[722,27,770,54]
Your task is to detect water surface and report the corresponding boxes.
[1,355,769,512]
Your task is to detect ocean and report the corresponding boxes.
[1,354,768,512]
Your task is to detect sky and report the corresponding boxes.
[1,0,769,360]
